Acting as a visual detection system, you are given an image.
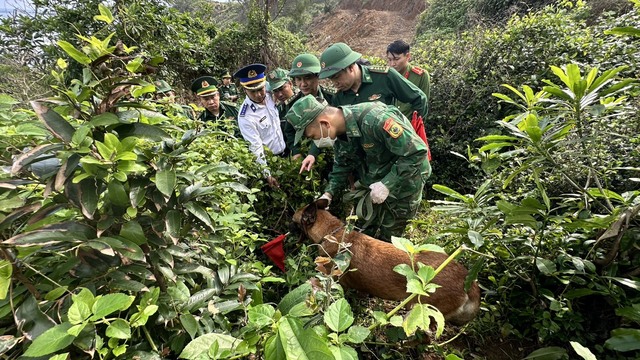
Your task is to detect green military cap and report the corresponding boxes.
[267,68,290,91]
[154,80,172,93]
[289,53,321,77]
[190,76,219,96]
[285,94,327,145]
[222,72,232,79]
[319,42,362,79]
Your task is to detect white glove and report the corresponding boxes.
[369,182,389,204]
[317,193,332,208]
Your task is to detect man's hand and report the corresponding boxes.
[267,176,280,188]
[292,153,302,161]
[299,155,316,173]
[369,182,389,204]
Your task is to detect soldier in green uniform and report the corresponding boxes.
[218,72,239,102]
[267,68,301,159]
[318,42,427,120]
[153,79,196,119]
[386,40,431,119]
[286,95,431,241]
[288,53,335,172]
[190,76,240,136]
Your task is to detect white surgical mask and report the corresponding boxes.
[313,123,336,148]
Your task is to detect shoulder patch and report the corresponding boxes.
[369,65,389,74]
[239,104,248,116]
[411,66,425,76]
[383,118,403,139]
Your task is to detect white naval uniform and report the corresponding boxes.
[237,95,286,172]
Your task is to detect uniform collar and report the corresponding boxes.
[340,107,361,138]
[401,64,412,78]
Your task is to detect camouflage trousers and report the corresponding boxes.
[359,187,424,242]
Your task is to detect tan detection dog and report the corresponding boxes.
[293,200,481,326]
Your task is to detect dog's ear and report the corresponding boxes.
[315,198,329,210]
[301,202,317,227]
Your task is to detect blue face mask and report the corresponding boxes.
[313,123,336,148]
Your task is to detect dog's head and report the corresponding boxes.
[291,199,331,243]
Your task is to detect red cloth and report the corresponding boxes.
[261,234,286,272]
[411,111,432,161]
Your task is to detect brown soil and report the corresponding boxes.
[307,0,426,57]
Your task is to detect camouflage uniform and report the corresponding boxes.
[396,64,430,120]
[286,95,431,241]
[327,102,430,239]
[287,86,335,158]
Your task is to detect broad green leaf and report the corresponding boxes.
[23,322,75,357]
[45,286,68,301]
[68,300,91,325]
[616,304,640,323]
[185,202,214,230]
[605,328,640,352]
[120,221,147,245]
[606,276,640,291]
[329,345,357,360]
[389,315,403,327]
[403,303,444,337]
[524,346,567,359]
[155,169,176,198]
[406,278,428,296]
[324,298,354,332]
[106,319,131,339]
[570,341,596,360]
[79,178,98,219]
[57,40,91,64]
[278,283,311,315]
[94,3,114,23]
[179,333,239,359]
[264,333,286,360]
[10,143,63,176]
[535,258,557,275]
[467,230,484,247]
[90,293,135,320]
[391,236,416,255]
[91,113,120,127]
[606,26,640,37]
[275,316,334,360]
[346,325,370,344]
[180,314,199,340]
[165,210,181,243]
[108,180,129,207]
[0,260,12,300]
[114,123,171,141]
[248,304,276,329]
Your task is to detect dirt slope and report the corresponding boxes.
[306,0,426,58]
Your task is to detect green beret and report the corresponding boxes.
[267,68,290,91]
[222,72,232,79]
[190,76,219,96]
[285,94,327,145]
[319,42,361,80]
[154,80,172,93]
[289,53,321,77]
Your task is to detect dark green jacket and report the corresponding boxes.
[277,92,302,156]
[325,102,430,197]
[330,65,428,120]
[219,84,238,101]
[199,101,240,137]
[396,64,430,120]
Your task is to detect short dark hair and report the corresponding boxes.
[387,40,410,55]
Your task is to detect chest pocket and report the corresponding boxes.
[257,116,271,130]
